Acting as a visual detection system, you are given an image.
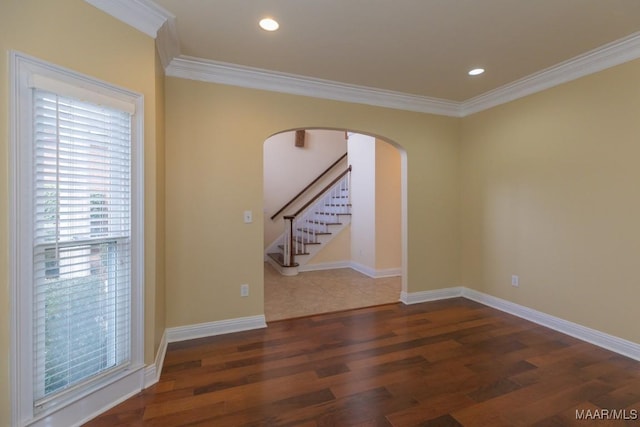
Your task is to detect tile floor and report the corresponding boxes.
[264,262,402,321]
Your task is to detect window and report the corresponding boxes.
[11,53,144,426]
[33,89,132,402]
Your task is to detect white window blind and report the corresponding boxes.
[32,89,132,406]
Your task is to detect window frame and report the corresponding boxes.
[9,51,145,427]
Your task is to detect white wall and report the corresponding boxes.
[348,134,377,270]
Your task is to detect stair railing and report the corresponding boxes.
[271,153,347,221]
[282,166,351,266]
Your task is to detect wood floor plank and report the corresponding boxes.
[385,392,475,426]
[503,380,614,426]
[85,298,640,426]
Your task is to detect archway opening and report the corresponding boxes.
[262,128,407,321]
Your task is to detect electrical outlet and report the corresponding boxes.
[511,275,519,287]
[240,284,249,297]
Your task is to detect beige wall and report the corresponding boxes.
[263,129,347,248]
[5,2,640,425]
[460,58,640,343]
[307,227,352,265]
[376,139,402,270]
[0,1,163,423]
[165,76,461,328]
[154,49,167,351]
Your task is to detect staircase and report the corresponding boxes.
[266,167,351,276]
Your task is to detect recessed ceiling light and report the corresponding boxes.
[259,17,279,31]
[468,68,485,76]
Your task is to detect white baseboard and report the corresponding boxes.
[166,315,267,343]
[349,261,402,278]
[460,288,640,361]
[349,261,376,278]
[297,261,402,278]
[63,317,265,426]
[144,331,168,388]
[400,287,463,304]
[401,287,640,361]
[298,261,351,272]
[142,316,266,391]
[47,367,145,427]
[371,267,403,278]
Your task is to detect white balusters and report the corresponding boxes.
[280,168,351,267]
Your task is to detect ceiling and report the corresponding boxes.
[151,0,640,103]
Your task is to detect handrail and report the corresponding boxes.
[281,165,351,267]
[292,165,351,218]
[270,153,347,220]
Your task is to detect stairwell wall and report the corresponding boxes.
[375,139,402,272]
[306,227,352,266]
[263,129,347,251]
[297,136,402,272]
[348,134,377,271]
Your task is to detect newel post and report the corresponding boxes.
[283,215,295,267]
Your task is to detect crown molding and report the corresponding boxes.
[86,0,640,118]
[165,56,463,117]
[156,15,180,68]
[165,30,640,118]
[84,0,173,38]
[461,31,640,116]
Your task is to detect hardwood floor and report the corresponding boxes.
[85,298,640,426]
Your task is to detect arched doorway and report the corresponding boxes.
[262,128,407,320]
